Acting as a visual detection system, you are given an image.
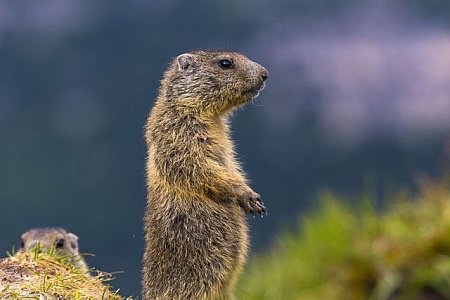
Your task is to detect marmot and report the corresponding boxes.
[20,227,90,274]
[143,50,268,300]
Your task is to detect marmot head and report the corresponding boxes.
[20,227,80,256]
[162,50,268,115]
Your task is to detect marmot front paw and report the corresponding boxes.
[241,191,267,216]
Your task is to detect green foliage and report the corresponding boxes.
[238,179,450,299]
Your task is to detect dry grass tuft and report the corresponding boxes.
[0,249,131,299]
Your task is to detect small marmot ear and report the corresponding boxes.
[67,233,79,251]
[177,53,197,74]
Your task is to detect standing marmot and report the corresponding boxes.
[20,227,90,274]
[143,50,268,300]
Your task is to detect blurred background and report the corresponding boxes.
[0,0,449,297]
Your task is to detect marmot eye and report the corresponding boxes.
[55,239,65,248]
[219,59,233,69]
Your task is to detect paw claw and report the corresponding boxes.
[244,193,267,216]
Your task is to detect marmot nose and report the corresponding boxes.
[260,67,269,82]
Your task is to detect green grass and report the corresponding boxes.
[238,178,450,300]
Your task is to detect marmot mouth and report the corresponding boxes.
[243,83,265,97]
[243,89,259,97]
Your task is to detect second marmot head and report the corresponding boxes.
[20,227,90,273]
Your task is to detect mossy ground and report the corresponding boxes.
[238,178,450,300]
[0,248,131,299]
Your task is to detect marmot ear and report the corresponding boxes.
[67,232,79,250]
[177,53,197,74]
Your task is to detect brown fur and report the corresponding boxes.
[143,50,268,300]
[20,227,90,274]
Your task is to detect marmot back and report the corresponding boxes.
[143,50,268,300]
[20,227,90,274]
